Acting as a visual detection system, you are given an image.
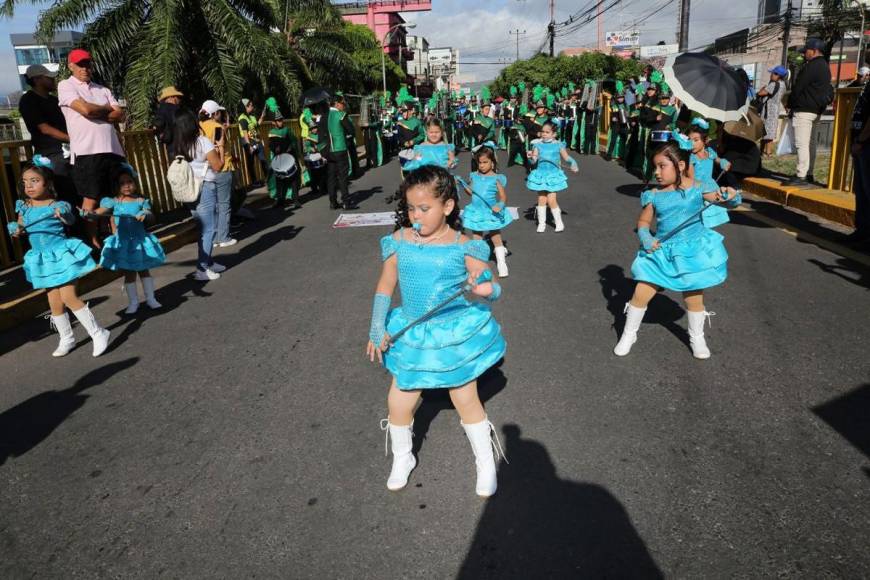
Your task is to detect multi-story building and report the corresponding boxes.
[428,47,458,92]
[10,31,82,91]
[335,0,431,71]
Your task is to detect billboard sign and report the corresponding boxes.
[605,30,640,47]
[639,44,679,58]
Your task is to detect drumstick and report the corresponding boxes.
[389,270,493,345]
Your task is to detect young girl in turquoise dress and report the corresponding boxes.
[527,121,578,233]
[459,146,513,277]
[403,118,456,171]
[687,120,733,230]
[367,165,507,497]
[91,164,166,314]
[6,155,110,357]
[613,138,741,360]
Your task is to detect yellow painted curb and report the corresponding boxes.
[742,177,856,227]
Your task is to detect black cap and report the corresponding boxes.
[800,37,825,53]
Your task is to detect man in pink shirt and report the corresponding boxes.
[57,48,127,248]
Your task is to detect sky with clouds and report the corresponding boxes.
[0,0,763,95]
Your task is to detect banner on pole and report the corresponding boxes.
[605,31,640,48]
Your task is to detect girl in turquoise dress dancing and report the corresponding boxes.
[687,120,732,229]
[527,121,578,233]
[614,139,741,360]
[459,146,513,277]
[6,156,110,357]
[367,165,507,497]
[90,164,166,314]
[402,118,456,171]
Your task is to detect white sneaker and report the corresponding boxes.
[217,238,238,248]
[209,262,227,273]
[194,269,221,281]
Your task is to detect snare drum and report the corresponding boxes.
[271,153,297,179]
[398,148,416,167]
[495,119,503,127]
[650,130,672,143]
[504,119,513,129]
[304,152,325,169]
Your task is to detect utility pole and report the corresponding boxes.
[678,0,691,52]
[781,0,793,67]
[510,29,527,61]
[548,0,555,56]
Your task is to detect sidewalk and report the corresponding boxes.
[741,177,856,228]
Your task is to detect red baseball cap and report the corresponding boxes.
[68,49,92,65]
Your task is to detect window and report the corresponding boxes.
[14,47,50,66]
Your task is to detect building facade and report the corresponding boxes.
[10,31,82,91]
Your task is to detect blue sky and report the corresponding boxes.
[0,0,763,94]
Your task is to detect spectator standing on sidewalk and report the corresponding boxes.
[847,79,870,243]
[154,86,183,157]
[756,66,787,157]
[57,48,127,249]
[199,100,237,248]
[785,38,833,186]
[19,65,78,207]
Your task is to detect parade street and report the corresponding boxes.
[1,154,868,578]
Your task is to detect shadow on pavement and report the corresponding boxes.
[412,361,507,457]
[456,424,663,579]
[807,258,870,290]
[349,186,384,206]
[615,183,645,198]
[0,357,138,466]
[812,383,870,478]
[598,264,689,348]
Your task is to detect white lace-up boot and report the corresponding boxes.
[462,417,506,498]
[552,207,565,232]
[614,303,647,356]
[381,419,416,491]
[72,304,111,357]
[687,310,715,359]
[49,312,76,357]
[536,206,547,233]
[494,246,509,278]
[141,276,162,309]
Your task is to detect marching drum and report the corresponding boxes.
[271,153,297,180]
[650,130,672,143]
[304,152,325,169]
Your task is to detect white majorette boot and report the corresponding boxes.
[124,282,140,314]
[552,207,565,232]
[614,302,647,356]
[141,276,162,309]
[687,310,714,360]
[72,304,111,357]
[462,417,506,498]
[49,312,76,357]
[381,419,416,491]
[536,206,547,233]
[494,246,509,278]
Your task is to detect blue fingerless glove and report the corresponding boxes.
[637,227,656,251]
[369,293,391,346]
[487,282,502,302]
[6,221,21,236]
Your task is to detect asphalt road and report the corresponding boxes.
[1,152,868,579]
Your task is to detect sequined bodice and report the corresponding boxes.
[414,143,451,168]
[470,173,502,206]
[645,185,707,243]
[396,240,470,320]
[534,141,563,174]
[17,202,70,251]
[105,199,149,238]
[691,148,717,182]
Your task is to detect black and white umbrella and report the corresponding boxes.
[301,87,331,107]
[663,52,750,122]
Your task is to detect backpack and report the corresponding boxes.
[166,155,203,203]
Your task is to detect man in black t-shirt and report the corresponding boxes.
[18,64,77,204]
[847,82,870,242]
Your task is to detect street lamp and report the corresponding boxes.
[382,22,416,95]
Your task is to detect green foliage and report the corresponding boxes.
[491,53,642,97]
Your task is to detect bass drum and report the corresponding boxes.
[650,130,672,143]
[271,153,297,179]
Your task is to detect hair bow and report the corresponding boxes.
[120,161,139,179]
[673,132,693,151]
[32,154,53,170]
[691,117,710,130]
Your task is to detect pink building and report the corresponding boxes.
[337,0,432,63]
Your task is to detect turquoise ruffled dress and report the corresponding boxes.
[631,183,729,292]
[99,198,166,272]
[6,200,95,289]
[690,148,730,229]
[527,140,569,192]
[381,230,506,390]
[402,142,454,171]
[462,172,514,232]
